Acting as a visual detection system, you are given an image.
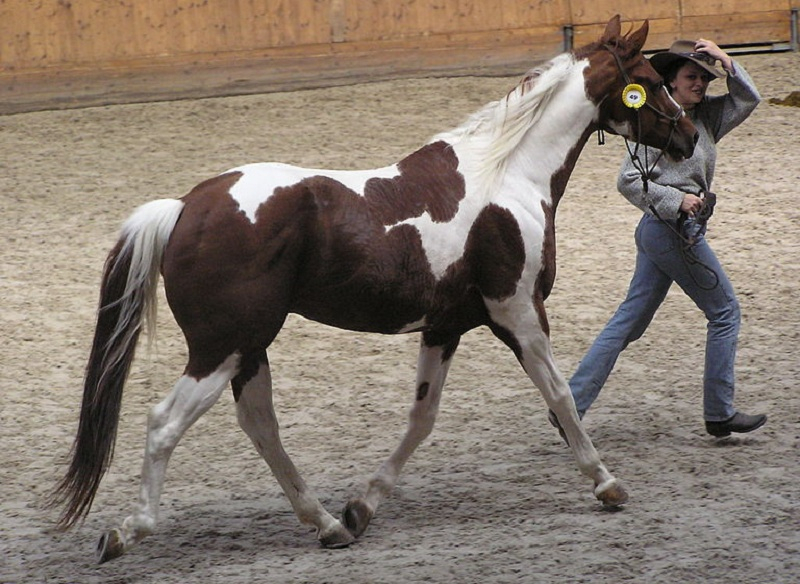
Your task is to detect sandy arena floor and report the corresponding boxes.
[1,51,798,583]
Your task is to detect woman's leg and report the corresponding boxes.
[643,229,740,421]
[569,216,673,416]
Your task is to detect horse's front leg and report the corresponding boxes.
[234,351,354,548]
[343,334,460,539]
[487,300,628,508]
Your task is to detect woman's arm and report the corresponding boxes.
[617,153,688,219]
[695,39,761,140]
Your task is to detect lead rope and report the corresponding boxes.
[647,201,720,291]
[601,44,719,290]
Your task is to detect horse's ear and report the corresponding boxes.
[600,14,622,44]
[627,20,650,52]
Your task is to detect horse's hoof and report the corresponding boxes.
[342,498,374,538]
[594,478,629,508]
[96,528,125,564]
[318,523,356,549]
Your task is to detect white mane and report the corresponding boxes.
[434,53,579,192]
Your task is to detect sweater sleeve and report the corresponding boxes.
[704,60,761,142]
[617,150,686,219]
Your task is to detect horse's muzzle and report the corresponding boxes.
[669,125,699,161]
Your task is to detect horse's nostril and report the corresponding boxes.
[693,132,699,145]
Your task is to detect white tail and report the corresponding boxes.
[110,199,185,355]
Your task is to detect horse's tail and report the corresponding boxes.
[51,199,184,529]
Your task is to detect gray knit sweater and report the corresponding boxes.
[617,60,761,220]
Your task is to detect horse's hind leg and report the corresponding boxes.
[234,351,354,548]
[343,335,459,539]
[97,354,240,563]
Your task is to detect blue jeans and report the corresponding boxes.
[569,214,740,422]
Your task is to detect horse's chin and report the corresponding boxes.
[664,143,696,162]
[664,151,687,162]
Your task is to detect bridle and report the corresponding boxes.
[601,44,684,194]
[602,44,719,290]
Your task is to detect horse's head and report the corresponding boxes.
[581,15,698,161]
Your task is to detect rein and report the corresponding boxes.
[602,44,719,290]
[648,195,721,291]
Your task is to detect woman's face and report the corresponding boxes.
[669,61,713,109]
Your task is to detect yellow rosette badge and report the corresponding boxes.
[622,83,646,109]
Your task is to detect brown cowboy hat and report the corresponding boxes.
[649,40,724,79]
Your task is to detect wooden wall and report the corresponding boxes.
[0,0,796,113]
[0,1,568,70]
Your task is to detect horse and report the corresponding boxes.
[51,15,697,563]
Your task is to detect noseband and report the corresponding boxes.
[602,44,684,193]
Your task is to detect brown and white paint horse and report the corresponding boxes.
[52,16,697,562]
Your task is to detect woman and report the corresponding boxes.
[556,39,766,439]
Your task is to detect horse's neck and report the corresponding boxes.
[500,64,597,211]
[447,59,597,215]
[508,125,595,215]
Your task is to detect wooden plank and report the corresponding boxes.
[683,0,790,17]
[0,25,563,114]
[447,0,503,33]
[681,12,792,44]
[330,0,347,43]
[342,0,396,41]
[568,3,676,26]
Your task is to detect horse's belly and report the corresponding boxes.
[291,276,432,334]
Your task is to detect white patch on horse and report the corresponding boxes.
[396,317,427,333]
[388,187,483,279]
[606,119,633,136]
[393,60,595,281]
[227,162,400,223]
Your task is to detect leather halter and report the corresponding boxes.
[602,44,684,193]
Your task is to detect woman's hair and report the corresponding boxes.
[662,58,715,93]
[661,59,687,92]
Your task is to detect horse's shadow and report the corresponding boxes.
[62,459,581,573]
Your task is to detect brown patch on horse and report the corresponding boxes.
[364,141,465,225]
[416,205,525,343]
[415,205,525,345]
[464,204,525,300]
[286,186,437,331]
[163,171,306,379]
[488,321,523,361]
[533,206,555,338]
[231,350,267,402]
[531,136,593,336]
